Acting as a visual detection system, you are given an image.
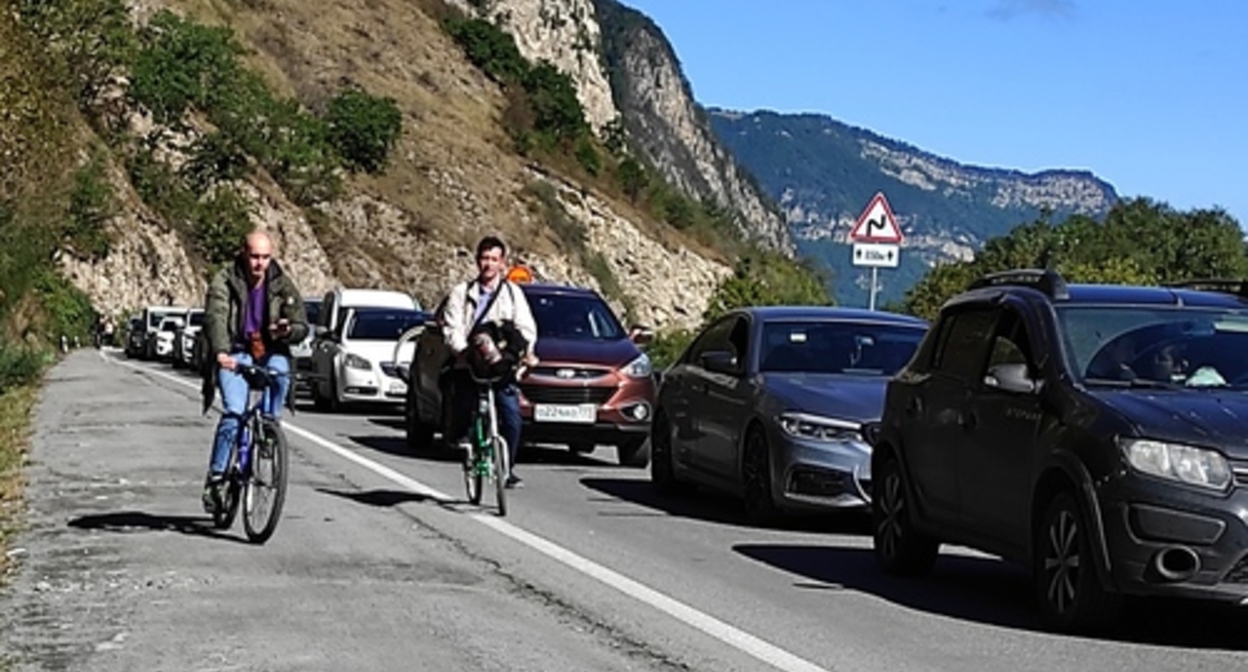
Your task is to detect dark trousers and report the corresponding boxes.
[450,369,523,471]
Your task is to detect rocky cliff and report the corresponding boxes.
[592,0,794,255]
[54,0,739,331]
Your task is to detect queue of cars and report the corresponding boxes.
[119,265,1248,634]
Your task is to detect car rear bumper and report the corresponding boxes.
[1096,476,1248,602]
[520,419,649,447]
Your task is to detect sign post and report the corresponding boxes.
[849,192,904,310]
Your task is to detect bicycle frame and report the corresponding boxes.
[464,374,509,516]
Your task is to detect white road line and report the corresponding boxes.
[109,352,833,672]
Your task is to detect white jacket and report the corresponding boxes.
[442,279,537,356]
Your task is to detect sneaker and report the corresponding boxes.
[201,475,224,513]
[505,473,524,489]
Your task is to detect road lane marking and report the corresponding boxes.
[111,352,834,672]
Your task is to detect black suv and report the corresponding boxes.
[869,270,1248,632]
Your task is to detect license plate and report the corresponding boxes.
[534,403,597,424]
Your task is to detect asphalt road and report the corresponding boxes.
[3,350,1248,671]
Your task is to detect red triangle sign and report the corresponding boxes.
[849,192,904,243]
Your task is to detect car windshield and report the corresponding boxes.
[346,309,426,341]
[759,321,925,376]
[1058,305,1248,388]
[529,293,625,341]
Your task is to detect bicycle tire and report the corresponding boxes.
[464,447,484,506]
[492,435,508,517]
[213,479,241,529]
[243,418,289,544]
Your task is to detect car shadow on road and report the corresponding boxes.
[67,511,249,544]
[734,543,1248,649]
[580,477,872,534]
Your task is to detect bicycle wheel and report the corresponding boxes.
[492,435,509,517]
[464,439,484,506]
[213,478,241,529]
[243,418,289,544]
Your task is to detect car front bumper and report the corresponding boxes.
[770,427,873,512]
[1096,472,1248,602]
[339,365,407,405]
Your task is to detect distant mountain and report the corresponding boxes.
[707,108,1120,308]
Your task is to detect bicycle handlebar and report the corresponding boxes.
[240,365,288,390]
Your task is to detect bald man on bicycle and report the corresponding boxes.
[443,235,537,489]
[200,230,308,512]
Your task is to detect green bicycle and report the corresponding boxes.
[464,372,509,516]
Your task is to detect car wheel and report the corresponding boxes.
[741,427,780,525]
[650,413,691,495]
[312,374,332,412]
[873,454,939,574]
[406,386,436,453]
[1034,491,1121,633]
[617,437,649,468]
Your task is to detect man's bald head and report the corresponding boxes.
[242,230,275,286]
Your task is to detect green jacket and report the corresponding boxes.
[200,258,308,413]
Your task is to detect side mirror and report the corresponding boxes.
[629,325,655,346]
[985,362,1039,394]
[699,350,738,376]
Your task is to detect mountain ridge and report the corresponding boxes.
[706,106,1120,307]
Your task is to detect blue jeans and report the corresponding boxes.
[209,352,291,476]
[451,371,522,472]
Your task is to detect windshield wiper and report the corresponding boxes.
[1083,377,1174,389]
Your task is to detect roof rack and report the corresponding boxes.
[967,269,1070,300]
[1163,278,1248,298]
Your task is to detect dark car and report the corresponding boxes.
[405,282,656,466]
[651,306,927,523]
[291,297,323,394]
[124,316,144,358]
[869,270,1248,633]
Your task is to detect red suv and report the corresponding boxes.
[405,283,656,466]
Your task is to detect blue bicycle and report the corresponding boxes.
[210,366,290,543]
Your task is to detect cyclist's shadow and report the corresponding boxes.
[67,511,251,544]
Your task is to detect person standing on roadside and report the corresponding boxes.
[200,230,307,511]
[442,235,537,488]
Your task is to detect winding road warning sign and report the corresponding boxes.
[849,192,904,244]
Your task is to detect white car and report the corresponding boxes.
[173,308,205,369]
[153,316,184,361]
[311,306,428,411]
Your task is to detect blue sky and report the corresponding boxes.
[620,0,1248,227]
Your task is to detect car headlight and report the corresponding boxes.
[1121,438,1232,491]
[777,412,863,443]
[623,353,652,378]
[343,353,372,370]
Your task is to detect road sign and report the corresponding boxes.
[849,192,904,244]
[852,242,900,268]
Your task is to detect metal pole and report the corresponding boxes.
[869,267,878,311]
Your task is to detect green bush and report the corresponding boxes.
[129,10,242,124]
[195,186,253,266]
[574,136,600,176]
[442,17,527,84]
[703,249,833,322]
[34,270,95,344]
[646,329,695,371]
[522,61,587,144]
[325,88,403,174]
[181,131,248,195]
[63,147,116,260]
[0,344,43,394]
[17,0,137,110]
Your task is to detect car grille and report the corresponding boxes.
[788,467,855,498]
[1223,553,1248,583]
[1233,465,1248,489]
[520,385,615,406]
[530,365,610,381]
